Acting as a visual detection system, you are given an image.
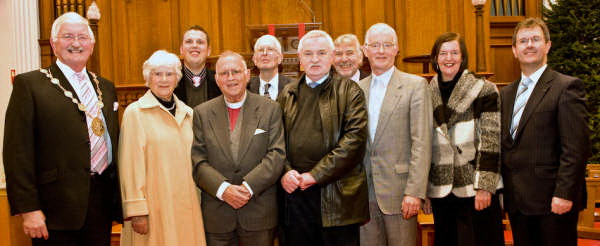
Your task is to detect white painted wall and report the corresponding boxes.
[0,0,40,188]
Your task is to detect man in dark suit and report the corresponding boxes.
[3,12,121,245]
[248,34,292,100]
[174,25,221,108]
[192,51,285,246]
[334,34,369,82]
[501,18,590,246]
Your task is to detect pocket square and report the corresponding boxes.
[254,129,266,135]
[113,102,119,111]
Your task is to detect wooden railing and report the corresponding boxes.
[491,0,524,16]
[54,0,87,18]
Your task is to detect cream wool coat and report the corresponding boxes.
[119,90,206,246]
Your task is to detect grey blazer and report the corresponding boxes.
[191,93,286,233]
[358,68,433,215]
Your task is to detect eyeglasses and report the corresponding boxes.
[217,69,244,77]
[256,47,278,55]
[59,34,91,42]
[366,42,396,50]
[517,36,544,45]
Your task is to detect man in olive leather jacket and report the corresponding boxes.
[277,30,369,246]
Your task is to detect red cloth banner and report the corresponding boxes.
[268,24,275,35]
[11,69,16,85]
[298,23,306,39]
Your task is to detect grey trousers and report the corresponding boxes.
[206,227,275,246]
[359,201,417,246]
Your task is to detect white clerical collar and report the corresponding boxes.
[260,74,279,88]
[371,66,394,86]
[56,59,88,79]
[350,70,361,82]
[224,91,247,109]
[521,64,547,86]
[305,73,329,86]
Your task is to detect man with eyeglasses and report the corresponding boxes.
[248,35,292,100]
[278,30,369,246]
[174,25,222,108]
[4,12,122,245]
[192,51,285,246]
[358,23,432,246]
[334,34,369,82]
[500,18,589,246]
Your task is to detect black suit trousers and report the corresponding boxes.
[32,174,114,246]
[431,193,505,246]
[508,210,578,246]
[283,186,359,246]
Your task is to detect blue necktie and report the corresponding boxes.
[510,77,533,139]
[308,81,318,88]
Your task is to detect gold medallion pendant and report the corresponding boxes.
[92,117,105,136]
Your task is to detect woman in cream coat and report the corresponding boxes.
[119,50,206,246]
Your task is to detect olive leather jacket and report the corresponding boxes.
[277,72,369,227]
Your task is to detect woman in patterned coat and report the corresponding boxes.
[423,32,504,246]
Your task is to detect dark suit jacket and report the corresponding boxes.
[500,67,590,215]
[247,73,292,98]
[173,67,221,108]
[358,70,370,81]
[191,93,286,233]
[3,63,122,230]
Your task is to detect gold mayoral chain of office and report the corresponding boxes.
[39,68,106,136]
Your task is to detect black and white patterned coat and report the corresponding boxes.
[427,70,501,198]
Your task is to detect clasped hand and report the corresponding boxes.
[281,170,317,193]
[222,185,252,209]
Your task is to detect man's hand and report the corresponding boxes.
[131,215,149,235]
[21,210,48,239]
[298,173,316,190]
[222,185,251,209]
[401,195,421,219]
[422,198,432,214]
[402,195,421,220]
[281,170,302,193]
[551,197,573,215]
[474,190,492,211]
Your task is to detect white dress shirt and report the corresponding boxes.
[368,66,395,142]
[350,70,361,82]
[259,74,279,100]
[511,64,547,132]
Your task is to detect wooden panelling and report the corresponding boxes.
[489,16,523,84]
[36,0,541,89]
[0,189,30,246]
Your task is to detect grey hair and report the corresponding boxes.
[51,12,95,42]
[254,35,282,55]
[298,30,334,52]
[142,50,183,86]
[334,33,363,58]
[216,51,248,71]
[365,23,397,44]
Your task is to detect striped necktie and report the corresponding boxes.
[75,72,109,174]
[510,77,533,139]
[263,83,272,99]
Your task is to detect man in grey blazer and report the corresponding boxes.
[248,34,292,100]
[358,23,433,246]
[192,51,286,246]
